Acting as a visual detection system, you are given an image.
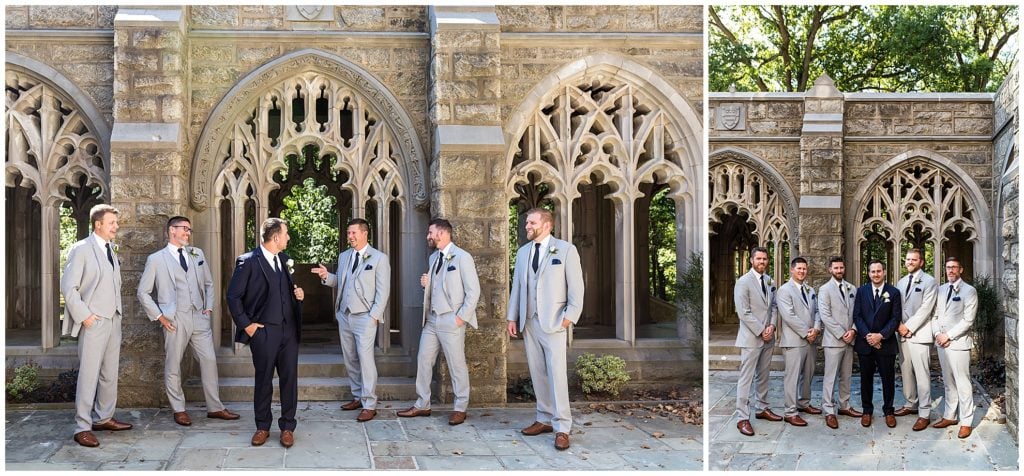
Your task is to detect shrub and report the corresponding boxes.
[971,275,1002,359]
[575,353,630,396]
[6,363,40,401]
[676,252,703,361]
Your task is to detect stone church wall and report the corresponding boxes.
[993,59,1018,442]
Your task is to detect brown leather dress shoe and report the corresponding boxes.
[356,409,377,422]
[737,419,754,436]
[912,417,930,431]
[521,421,554,436]
[932,418,959,429]
[784,415,807,427]
[554,432,570,450]
[73,431,100,447]
[397,406,432,418]
[448,411,467,426]
[251,429,270,446]
[174,411,192,426]
[893,406,916,417]
[754,409,783,422]
[799,405,823,415]
[207,409,240,420]
[838,407,864,418]
[825,415,839,429]
[861,415,872,427]
[958,426,972,438]
[92,418,133,431]
[885,415,897,428]
[341,399,363,411]
[280,430,294,448]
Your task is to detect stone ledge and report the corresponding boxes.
[501,32,702,48]
[434,125,505,153]
[801,123,843,134]
[430,9,500,31]
[799,195,842,209]
[114,8,184,29]
[110,122,181,151]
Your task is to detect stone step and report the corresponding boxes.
[708,354,786,372]
[212,352,416,378]
[184,376,417,402]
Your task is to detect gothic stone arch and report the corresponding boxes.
[189,49,429,352]
[709,147,800,266]
[504,53,701,344]
[5,58,110,349]
[846,149,994,284]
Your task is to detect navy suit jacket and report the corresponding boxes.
[226,248,302,345]
[852,283,902,355]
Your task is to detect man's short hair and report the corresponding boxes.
[347,218,370,233]
[167,216,190,229]
[89,204,119,229]
[526,207,554,226]
[944,256,962,266]
[750,246,769,258]
[868,259,886,270]
[906,248,924,260]
[428,218,453,235]
[790,257,807,267]
[828,255,845,267]
[261,217,287,243]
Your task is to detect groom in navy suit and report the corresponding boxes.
[852,259,902,429]
[227,218,305,448]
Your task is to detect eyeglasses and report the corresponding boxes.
[171,225,193,233]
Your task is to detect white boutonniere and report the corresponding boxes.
[363,252,371,261]
[110,243,120,254]
[446,253,455,263]
[548,246,557,255]
[913,277,922,285]
[187,247,200,258]
[882,291,891,303]
[286,258,295,274]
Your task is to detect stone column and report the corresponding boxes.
[798,75,845,284]
[427,6,507,404]
[109,7,189,406]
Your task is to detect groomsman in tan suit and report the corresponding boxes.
[398,218,480,425]
[60,204,132,447]
[733,246,781,436]
[893,248,937,432]
[507,208,584,451]
[137,216,239,426]
[931,256,977,439]
[817,256,863,429]
[776,257,821,427]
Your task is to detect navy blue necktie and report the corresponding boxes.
[434,252,444,275]
[178,248,188,272]
[105,243,114,267]
[351,253,359,273]
[273,256,281,274]
[532,243,540,272]
[801,287,808,305]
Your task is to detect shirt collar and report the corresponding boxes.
[533,235,552,253]
[167,243,187,256]
[439,242,454,256]
[948,278,962,289]
[872,283,885,292]
[93,233,109,250]
[260,245,277,264]
[353,244,369,259]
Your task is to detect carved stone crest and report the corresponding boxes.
[716,103,745,131]
[297,6,323,20]
[287,6,332,22]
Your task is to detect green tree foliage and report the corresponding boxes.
[278,177,339,264]
[710,5,1017,93]
[649,188,677,302]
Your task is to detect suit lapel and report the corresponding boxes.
[254,248,272,285]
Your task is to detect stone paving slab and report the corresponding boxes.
[709,370,1019,471]
[5,400,700,471]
